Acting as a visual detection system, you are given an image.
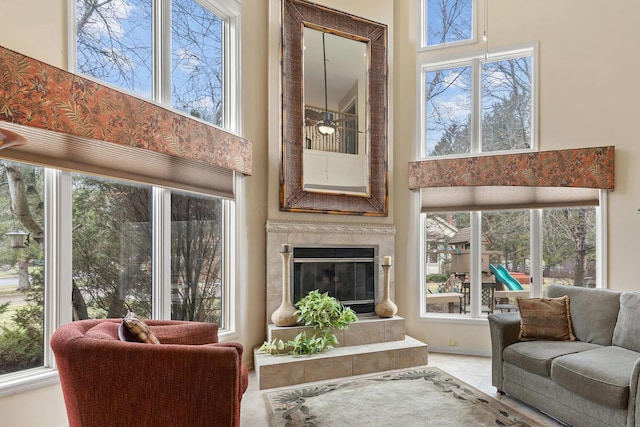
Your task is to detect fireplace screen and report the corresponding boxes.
[292,247,376,313]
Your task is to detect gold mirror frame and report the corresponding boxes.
[279,0,388,216]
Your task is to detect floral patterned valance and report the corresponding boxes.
[408,146,614,191]
[0,45,252,176]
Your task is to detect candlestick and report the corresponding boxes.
[271,245,297,326]
[375,260,397,318]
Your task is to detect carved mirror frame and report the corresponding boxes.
[279,0,388,216]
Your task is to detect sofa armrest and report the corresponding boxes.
[487,312,521,392]
[629,357,640,427]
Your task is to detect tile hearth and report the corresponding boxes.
[254,315,428,389]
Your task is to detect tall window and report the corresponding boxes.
[417,6,602,317]
[0,161,45,375]
[0,0,239,387]
[71,176,228,324]
[0,161,233,380]
[75,0,230,128]
[170,193,226,323]
[72,176,153,319]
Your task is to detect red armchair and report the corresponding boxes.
[51,319,249,427]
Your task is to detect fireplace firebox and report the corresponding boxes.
[292,246,376,313]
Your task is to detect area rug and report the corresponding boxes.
[264,367,540,427]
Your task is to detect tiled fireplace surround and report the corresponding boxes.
[265,219,396,316]
[257,219,428,389]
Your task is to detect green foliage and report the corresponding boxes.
[258,337,289,355]
[0,270,44,374]
[295,290,358,331]
[426,274,448,283]
[259,291,357,356]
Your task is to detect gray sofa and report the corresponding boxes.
[489,284,640,427]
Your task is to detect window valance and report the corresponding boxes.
[0,45,251,198]
[409,146,614,212]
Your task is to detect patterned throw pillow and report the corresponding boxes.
[517,295,576,341]
[118,311,160,344]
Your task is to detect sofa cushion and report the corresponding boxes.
[503,340,602,378]
[551,346,640,409]
[546,284,621,345]
[517,296,575,341]
[612,292,640,352]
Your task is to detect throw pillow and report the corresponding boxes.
[517,295,576,341]
[118,311,160,344]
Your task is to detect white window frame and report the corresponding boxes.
[418,0,477,52]
[418,43,539,159]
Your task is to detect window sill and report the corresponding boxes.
[419,313,491,325]
[0,367,60,398]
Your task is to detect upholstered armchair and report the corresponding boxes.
[51,319,249,427]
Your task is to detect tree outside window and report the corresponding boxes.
[423,0,473,48]
[76,0,225,127]
[424,208,598,315]
[0,161,45,375]
[423,54,532,157]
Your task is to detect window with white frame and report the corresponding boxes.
[418,11,605,317]
[0,161,45,376]
[421,49,534,157]
[421,0,474,49]
[0,161,234,380]
[75,0,238,129]
[71,174,230,324]
[423,206,600,316]
[0,0,239,389]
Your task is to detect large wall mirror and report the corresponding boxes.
[280,0,388,216]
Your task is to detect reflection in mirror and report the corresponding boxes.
[302,27,369,196]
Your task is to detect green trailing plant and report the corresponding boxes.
[259,290,357,356]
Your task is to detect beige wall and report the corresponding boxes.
[2,0,640,424]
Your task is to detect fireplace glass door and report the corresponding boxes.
[292,247,376,313]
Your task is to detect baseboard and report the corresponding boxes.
[428,345,491,357]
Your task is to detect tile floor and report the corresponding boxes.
[240,352,565,426]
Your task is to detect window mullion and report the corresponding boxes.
[530,209,543,297]
[45,169,73,368]
[152,187,172,319]
[154,0,172,104]
[596,190,608,288]
[470,211,482,317]
[470,58,481,154]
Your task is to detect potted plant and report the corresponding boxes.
[259,290,358,356]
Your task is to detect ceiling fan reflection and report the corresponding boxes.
[305,32,362,136]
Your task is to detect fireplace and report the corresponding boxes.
[292,246,376,313]
[265,219,395,323]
